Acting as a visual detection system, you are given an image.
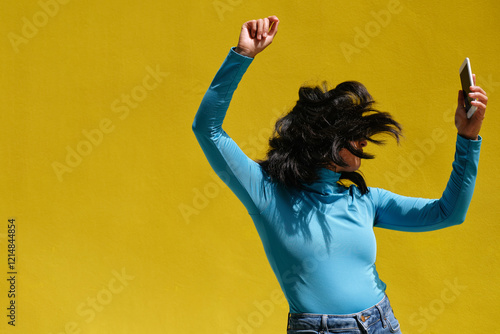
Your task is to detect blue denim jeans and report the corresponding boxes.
[287,295,402,334]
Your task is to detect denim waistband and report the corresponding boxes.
[287,295,393,332]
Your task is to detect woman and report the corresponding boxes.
[192,16,487,333]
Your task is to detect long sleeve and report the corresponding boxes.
[192,48,270,215]
[372,134,481,232]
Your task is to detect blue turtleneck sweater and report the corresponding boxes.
[192,48,481,314]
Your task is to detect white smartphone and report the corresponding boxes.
[459,58,477,119]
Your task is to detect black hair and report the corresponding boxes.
[258,81,402,194]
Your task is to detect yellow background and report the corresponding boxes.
[1,0,499,333]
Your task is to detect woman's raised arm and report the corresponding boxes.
[372,78,488,232]
[192,17,279,215]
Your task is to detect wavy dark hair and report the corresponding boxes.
[258,81,402,194]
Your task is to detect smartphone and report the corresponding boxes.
[459,58,477,119]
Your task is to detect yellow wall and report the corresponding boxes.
[1,0,499,333]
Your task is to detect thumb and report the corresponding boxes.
[267,16,279,37]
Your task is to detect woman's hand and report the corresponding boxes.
[235,16,279,58]
[455,74,488,140]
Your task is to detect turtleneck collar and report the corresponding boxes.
[302,168,344,196]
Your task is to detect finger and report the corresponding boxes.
[473,73,476,86]
[256,18,264,40]
[471,100,487,118]
[472,92,487,104]
[469,91,488,105]
[246,20,257,38]
[470,85,487,96]
[262,18,270,38]
[471,99,487,111]
[268,16,279,36]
